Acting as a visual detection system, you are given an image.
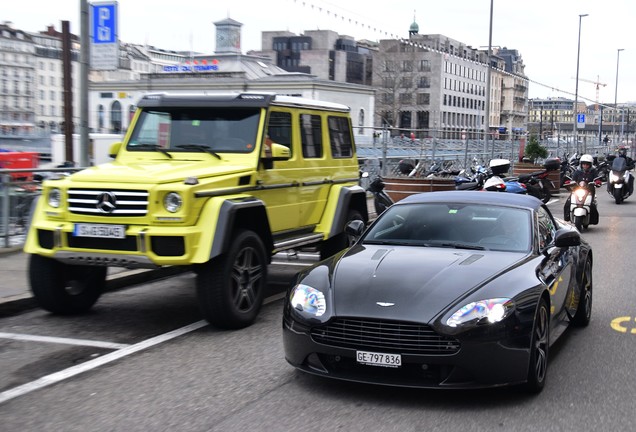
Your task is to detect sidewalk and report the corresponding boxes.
[0,246,183,316]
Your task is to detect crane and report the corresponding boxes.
[574,76,607,110]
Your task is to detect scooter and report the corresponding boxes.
[361,172,394,216]
[607,156,634,204]
[564,177,602,231]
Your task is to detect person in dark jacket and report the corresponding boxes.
[564,154,601,222]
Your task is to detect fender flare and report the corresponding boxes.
[209,198,273,260]
[327,185,368,238]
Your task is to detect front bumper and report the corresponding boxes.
[282,313,533,389]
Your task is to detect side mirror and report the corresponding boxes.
[345,219,365,238]
[108,142,122,158]
[270,143,291,161]
[554,228,581,248]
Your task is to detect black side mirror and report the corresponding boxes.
[345,220,365,238]
[554,228,581,248]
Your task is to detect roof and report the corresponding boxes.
[397,190,543,210]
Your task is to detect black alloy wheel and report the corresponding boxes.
[572,258,593,327]
[196,229,267,329]
[525,298,549,393]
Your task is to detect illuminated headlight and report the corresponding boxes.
[48,188,61,208]
[290,284,326,317]
[163,192,182,213]
[446,298,514,327]
[610,172,620,183]
[574,189,587,200]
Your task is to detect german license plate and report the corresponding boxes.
[356,350,401,368]
[74,224,126,239]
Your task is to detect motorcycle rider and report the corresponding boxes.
[615,146,635,195]
[563,154,601,222]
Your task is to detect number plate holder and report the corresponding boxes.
[356,350,401,368]
[74,223,126,239]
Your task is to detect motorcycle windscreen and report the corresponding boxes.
[612,157,627,172]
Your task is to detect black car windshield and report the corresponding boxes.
[127,108,261,154]
[363,202,532,252]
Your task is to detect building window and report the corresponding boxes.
[402,60,412,72]
[399,93,412,104]
[417,93,430,105]
[418,77,430,88]
[419,60,430,72]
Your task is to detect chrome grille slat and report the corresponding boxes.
[311,318,460,355]
[68,189,149,216]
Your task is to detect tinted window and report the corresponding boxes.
[266,111,292,154]
[327,116,353,158]
[537,206,556,249]
[300,114,323,158]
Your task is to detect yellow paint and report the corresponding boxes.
[548,276,563,296]
[610,316,636,334]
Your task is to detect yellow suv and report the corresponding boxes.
[24,92,368,329]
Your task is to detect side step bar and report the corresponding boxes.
[273,233,324,254]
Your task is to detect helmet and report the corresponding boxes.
[618,146,628,157]
[580,154,594,165]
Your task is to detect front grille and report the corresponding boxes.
[68,189,149,216]
[311,318,460,355]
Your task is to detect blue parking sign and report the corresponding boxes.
[577,114,586,123]
[92,3,117,44]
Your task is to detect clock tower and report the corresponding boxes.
[214,18,242,54]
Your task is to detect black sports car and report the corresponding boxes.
[283,191,592,393]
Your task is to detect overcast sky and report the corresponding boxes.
[5,0,635,103]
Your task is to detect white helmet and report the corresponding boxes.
[580,154,594,164]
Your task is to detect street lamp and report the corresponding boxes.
[573,13,588,154]
[613,48,624,147]
[484,0,494,157]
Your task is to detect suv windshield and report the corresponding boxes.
[127,108,261,154]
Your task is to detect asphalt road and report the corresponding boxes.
[1,196,635,431]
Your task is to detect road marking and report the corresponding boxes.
[610,316,636,334]
[0,320,208,405]
[0,332,130,350]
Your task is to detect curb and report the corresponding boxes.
[0,262,188,317]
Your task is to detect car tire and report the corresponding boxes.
[525,297,549,394]
[320,209,363,260]
[572,258,593,327]
[196,229,267,329]
[29,254,106,314]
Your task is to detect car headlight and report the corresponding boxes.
[290,284,326,317]
[48,188,61,208]
[446,298,514,327]
[163,192,182,213]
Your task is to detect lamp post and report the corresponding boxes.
[613,48,624,147]
[573,13,588,155]
[484,0,494,159]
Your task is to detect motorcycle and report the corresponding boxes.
[564,177,602,231]
[361,172,394,216]
[607,156,634,204]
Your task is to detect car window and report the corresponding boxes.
[363,203,531,252]
[300,114,323,158]
[127,108,260,153]
[327,116,353,158]
[266,111,293,154]
[537,206,556,249]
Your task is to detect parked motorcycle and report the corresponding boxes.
[361,172,394,216]
[607,156,634,204]
[564,177,602,231]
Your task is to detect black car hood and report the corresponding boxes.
[331,245,524,324]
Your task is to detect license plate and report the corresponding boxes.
[74,224,126,239]
[356,350,401,368]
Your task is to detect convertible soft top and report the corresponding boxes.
[398,190,544,211]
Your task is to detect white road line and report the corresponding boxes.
[0,332,130,350]
[0,320,208,405]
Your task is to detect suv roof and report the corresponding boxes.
[138,92,350,112]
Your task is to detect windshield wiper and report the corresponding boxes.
[437,242,485,250]
[175,144,222,160]
[131,143,173,158]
